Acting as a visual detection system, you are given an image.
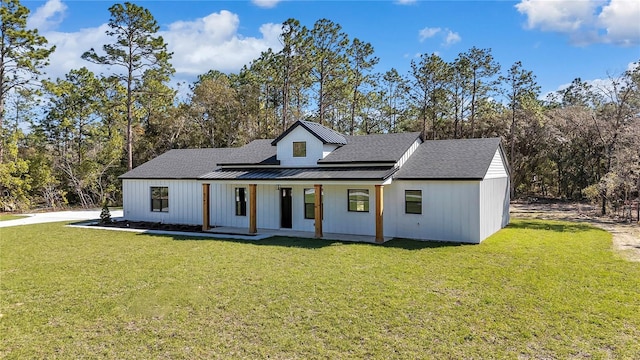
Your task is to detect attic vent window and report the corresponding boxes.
[293,141,306,157]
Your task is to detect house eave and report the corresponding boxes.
[394,177,484,181]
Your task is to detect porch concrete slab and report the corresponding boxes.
[65,223,390,243]
[207,226,392,243]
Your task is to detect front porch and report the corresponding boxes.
[202,182,388,243]
[205,226,392,244]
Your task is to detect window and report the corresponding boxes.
[293,141,306,157]
[348,189,369,212]
[304,188,323,219]
[304,188,315,219]
[151,186,169,212]
[405,190,422,214]
[235,187,247,216]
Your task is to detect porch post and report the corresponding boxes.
[202,183,210,231]
[314,184,323,238]
[249,184,257,234]
[375,185,384,243]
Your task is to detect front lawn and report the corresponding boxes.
[0,214,27,221]
[1,220,638,358]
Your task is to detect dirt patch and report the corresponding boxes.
[511,202,640,262]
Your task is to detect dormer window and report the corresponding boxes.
[293,141,306,157]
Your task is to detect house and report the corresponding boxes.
[119,120,510,243]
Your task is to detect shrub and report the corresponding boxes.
[100,202,111,224]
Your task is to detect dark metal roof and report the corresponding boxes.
[394,137,502,180]
[319,132,421,164]
[119,148,236,179]
[271,120,347,146]
[199,167,397,181]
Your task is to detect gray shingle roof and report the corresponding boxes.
[319,132,421,164]
[119,148,236,179]
[199,167,397,181]
[394,138,502,180]
[271,120,347,146]
[216,139,278,165]
[120,132,500,181]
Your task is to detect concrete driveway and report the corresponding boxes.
[0,210,123,228]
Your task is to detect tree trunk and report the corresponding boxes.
[0,96,4,162]
[470,70,477,138]
[350,79,358,135]
[509,106,517,198]
[127,45,134,171]
[318,67,325,126]
[127,82,133,170]
[282,61,289,132]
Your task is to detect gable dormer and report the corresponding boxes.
[271,120,347,166]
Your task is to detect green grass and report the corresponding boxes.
[0,214,27,221]
[1,220,639,358]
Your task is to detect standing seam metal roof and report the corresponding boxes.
[198,167,397,181]
[271,120,347,145]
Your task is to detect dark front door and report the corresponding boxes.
[280,188,292,228]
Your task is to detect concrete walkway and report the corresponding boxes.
[0,210,123,228]
[2,210,388,243]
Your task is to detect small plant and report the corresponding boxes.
[100,201,112,225]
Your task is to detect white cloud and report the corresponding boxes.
[515,0,601,32]
[598,0,640,46]
[40,9,283,83]
[163,10,281,76]
[418,27,461,46]
[27,0,67,31]
[396,0,417,4]
[418,27,441,42]
[44,24,112,80]
[252,0,282,8]
[445,30,461,45]
[516,0,640,46]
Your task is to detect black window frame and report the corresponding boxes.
[348,189,369,212]
[405,190,422,214]
[304,188,323,219]
[150,186,169,212]
[293,141,306,157]
[235,187,247,216]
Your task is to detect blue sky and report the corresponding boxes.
[23,0,640,97]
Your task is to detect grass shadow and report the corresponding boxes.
[507,220,596,233]
[381,238,467,250]
[136,232,465,251]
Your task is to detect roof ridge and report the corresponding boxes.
[271,120,347,145]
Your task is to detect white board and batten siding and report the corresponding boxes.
[276,126,325,167]
[322,185,376,236]
[479,177,510,241]
[122,179,202,225]
[207,183,376,236]
[385,181,482,243]
[478,147,510,240]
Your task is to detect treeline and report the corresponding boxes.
[1,0,639,214]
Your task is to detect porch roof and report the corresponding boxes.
[198,166,397,181]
